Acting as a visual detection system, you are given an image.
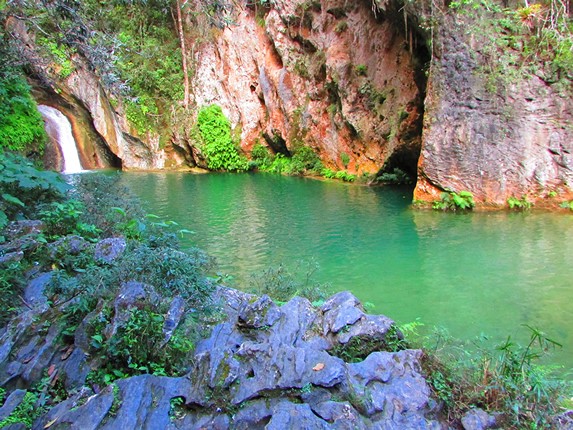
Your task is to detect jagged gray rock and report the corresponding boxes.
[94,237,126,263]
[0,285,444,429]
[461,408,498,430]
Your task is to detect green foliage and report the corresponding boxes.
[87,305,194,385]
[0,260,24,325]
[340,152,350,168]
[0,390,41,428]
[291,145,323,174]
[251,144,322,176]
[330,332,401,363]
[40,200,100,241]
[36,36,75,79]
[0,73,47,154]
[376,167,414,185]
[507,195,532,210]
[334,170,356,182]
[250,143,274,170]
[559,200,573,211]
[354,64,367,76]
[420,325,570,428]
[0,151,68,220]
[196,105,249,172]
[449,0,501,12]
[321,168,336,179]
[451,1,573,91]
[432,190,475,211]
[334,20,348,34]
[247,261,330,304]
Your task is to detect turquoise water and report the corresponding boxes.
[118,172,573,372]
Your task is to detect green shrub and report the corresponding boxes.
[0,151,68,220]
[0,391,41,428]
[433,191,475,211]
[354,64,367,76]
[291,145,323,174]
[321,168,336,179]
[36,36,75,79]
[40,200,100,241]
[507,195,532,210]
[334,21,348,34]
[334,170,356,182]
[196,105,249,172]
[0,261,24,325]
[0,74,47,154]
[559,200,573,211]
[87,305,194,385]
[376,167,414,185]
[250,143,274,170]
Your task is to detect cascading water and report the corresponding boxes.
[38,105,84,174]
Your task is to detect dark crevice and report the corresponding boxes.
[263,130,290,156]
[376,5,430,184]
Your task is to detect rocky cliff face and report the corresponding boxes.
[409,2,573,204]
[14,0,573,204]
[192,0,427,176]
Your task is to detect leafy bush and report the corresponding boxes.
[250,143,275,170]
[36,36,75,79]
[40,200,101,241]
[291,145,323,174]
[433,191,475,211]
[334,170,356,182]
[0,74,47,154]
[354,64,367,76]
[0,261,24,325]
[0,390,41,428]
[0,151,68,221]
[340,152,350,168]
[507,195,532,210]
[559,200,573,211]
[87,305,194,385]
[321,168,336,179]
[196,105,249,172]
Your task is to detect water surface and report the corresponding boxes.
[118,172,573,372]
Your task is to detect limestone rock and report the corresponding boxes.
[94,237,126,263]
[461,408,498,430]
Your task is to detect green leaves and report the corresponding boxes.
[0,74,47,153]
[196,105,249,172]
[507,195,532,210]
[433,190,475,212]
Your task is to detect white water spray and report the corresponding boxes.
[38,105,84,174]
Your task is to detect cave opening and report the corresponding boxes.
[376,7,431,185]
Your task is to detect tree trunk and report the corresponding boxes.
[174,0,190,109]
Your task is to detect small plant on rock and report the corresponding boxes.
[433,190,475,211]
[507,195,532,210]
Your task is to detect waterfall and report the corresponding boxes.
[38,105,84,174]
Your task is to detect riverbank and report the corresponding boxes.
[0,155,571,428]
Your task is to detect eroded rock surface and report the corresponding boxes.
[0,278,443,429]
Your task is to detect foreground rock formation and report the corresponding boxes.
[0,218,452,428]
[0,263,443,428]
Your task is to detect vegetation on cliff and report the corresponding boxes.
[0,29,47,155]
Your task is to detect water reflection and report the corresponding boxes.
[119,172,573,373]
